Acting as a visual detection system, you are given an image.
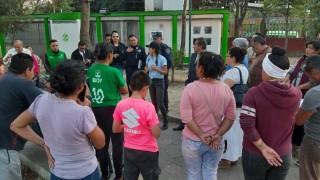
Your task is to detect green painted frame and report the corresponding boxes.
[0,9,229,61]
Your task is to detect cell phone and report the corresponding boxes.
[78,84,87,102]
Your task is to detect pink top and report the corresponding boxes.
[31,55,39,73]
[113,98,159,152]
[180,81,236,141]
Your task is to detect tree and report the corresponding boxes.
[304,0,320,40]
[232,0,249,37]
[263,0,306,49]
[180,0,187,56]
[0,0,28,42]
[192,0,249,38]
[80,0,92,50]
[171,0,187,82]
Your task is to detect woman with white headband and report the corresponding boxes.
[240,47,302,180]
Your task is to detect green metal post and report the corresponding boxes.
[0,33,5,57]
[96,16,103,42]
[139,16,145,46]
[44,18,50,50]
[221,12,229,59]
[172,15,178,50]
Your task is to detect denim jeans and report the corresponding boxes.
[182,136,223,180]
[51,167,100,180]
[242,149,291,180]
[299,136,320,180]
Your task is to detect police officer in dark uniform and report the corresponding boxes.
[124,34,147,96]
[153,32,172,112]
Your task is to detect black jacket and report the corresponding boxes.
[185,53,198,86]
[71,49,95,67]
[111,42,126,67]
[123,45,147,70]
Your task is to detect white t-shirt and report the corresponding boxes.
[3,48,31,65]
[222,65,249,85]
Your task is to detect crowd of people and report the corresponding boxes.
[0,31,320,180]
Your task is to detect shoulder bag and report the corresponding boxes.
[231,67,249,108]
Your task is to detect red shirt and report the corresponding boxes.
[240,81,301,156]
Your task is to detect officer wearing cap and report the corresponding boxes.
[124,34,147,96]
[145,41,169,130]
[153,32,172,112]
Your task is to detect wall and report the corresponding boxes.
[50,20,81,58]
[228,37,306,56]
[144,16,172,48]
[177,15,222,55]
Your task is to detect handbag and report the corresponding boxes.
[231,67,249,108]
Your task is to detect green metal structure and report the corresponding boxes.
[0,9,229,61]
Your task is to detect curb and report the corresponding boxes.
[20,142,50,180]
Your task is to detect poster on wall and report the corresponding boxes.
[150,30,164,39]
[50,20,81,58]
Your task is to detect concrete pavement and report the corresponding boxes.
[20,118,300,180]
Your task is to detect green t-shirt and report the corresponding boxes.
[87,64,126,107]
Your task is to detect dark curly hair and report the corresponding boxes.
[49,60,86,95]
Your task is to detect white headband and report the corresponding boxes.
[262,53,289,79]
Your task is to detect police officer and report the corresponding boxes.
[153,32,172,112]
[124,34,147,96]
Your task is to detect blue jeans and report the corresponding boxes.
[0,149,22,180]
[182,136,223,180]
[242,149,291,180]
[51,167,99,180]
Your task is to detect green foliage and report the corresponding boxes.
[0,0,74,41]
[304,1,320,40]
[0,0,27,39]
[172,48,185,70]
[31,0,75,14]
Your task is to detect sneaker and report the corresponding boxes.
[295,161,300,166]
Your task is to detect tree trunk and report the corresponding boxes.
[80,0,92,50]
[180,0,187,52]
[234,0,240,37]
[171,0,187,82]
[53,0,56,13]
[260,13,268,37]
[233,0,249,37]
[284,1,289,50]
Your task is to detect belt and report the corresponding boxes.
[152,78,163,81]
